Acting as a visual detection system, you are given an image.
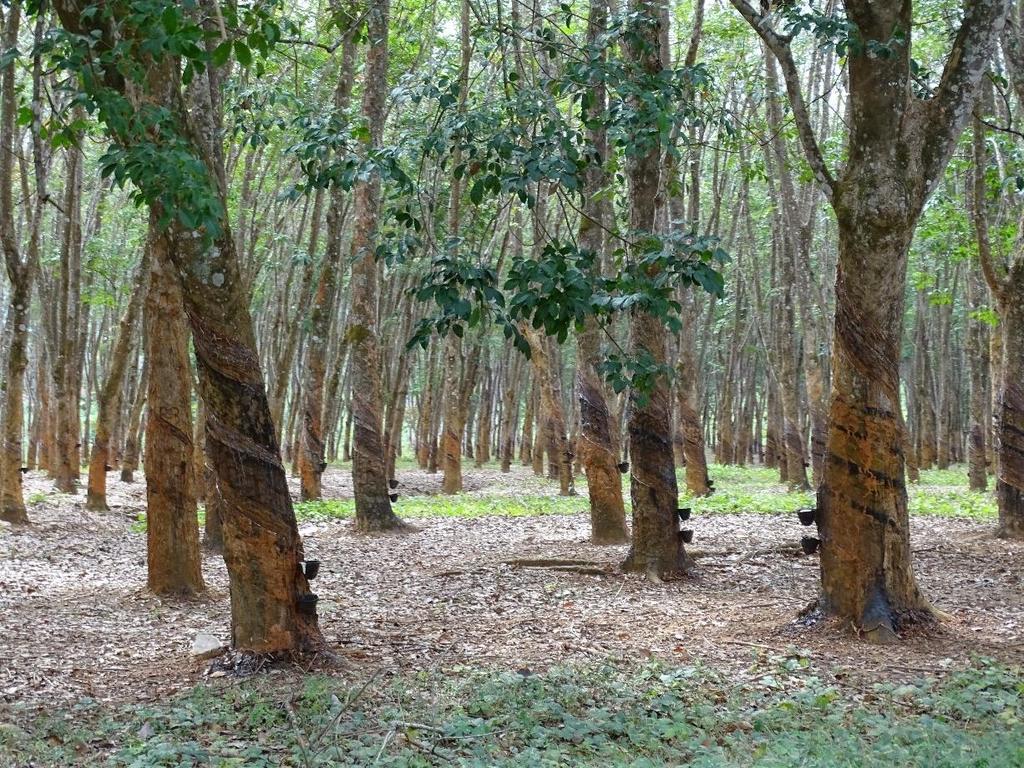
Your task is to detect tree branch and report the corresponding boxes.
[1000,1,1024,106]
[728,0,837,203]
[970,118,1006,302]
[924,0,1010,191]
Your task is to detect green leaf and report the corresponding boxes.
[234,40,253,67]
[470,179,484,205]
[162,6,179,33]
[212,40,233,68]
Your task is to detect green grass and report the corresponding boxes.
[126,462,998,530]
[4,657,1020,767]
[296,493,586,521]
[679,464,815,517]
[679,463,997,521]
[910,467,998,520]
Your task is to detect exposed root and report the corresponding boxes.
[205,645,344,678]
[794,597,940,645]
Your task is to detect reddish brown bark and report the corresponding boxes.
[621,0,688,577]
[525,329,575,497]
[299,29,356,502]
[51,0,325,652]
[734,0,1007,638]
[86,250,148,511]
[0,1,34,523]
[144,227,204,596]
[973,116,1024,537]
[348,0,405,531]
[119,359,148,483]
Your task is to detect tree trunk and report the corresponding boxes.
[817,217,930,639]
[520,374,535,466]
[994,292,1024,537]
[203,460,225,553]
[416,341,438,469]
[86,249,148,510]
[120,359,148,483]
[51,148,83,494]
[676,301,711,496]
[498,353,521,473]
[348,0,404,531]
[144,227,204,595]
[762,53,810,491]
[0,0,38,524]
[525,329,575,496]
[973,101,1024,537]
[440,335,465,494]
[50,0,328,651]
[474,368,492,467]
[733,0,1007,638]
[299,29,355,502]
[966,260,989,492]
[0,279,30,524]
[621,0,688,577]
[578,315,630,542]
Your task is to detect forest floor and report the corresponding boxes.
[1,463,1022,766]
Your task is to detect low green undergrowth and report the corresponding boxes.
[688,463,997,521]
[295,493,585,521]
[4,657,1020,767]
[127,462,998,531]
[908,486,997,520]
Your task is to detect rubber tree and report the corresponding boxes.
[620,0,690,578]
[440,0,472,496]
[86,247,149,511]
[731,0,1010,639]
[299,21,356,502]
[972,109,1024,538]
[348,0,406,531]
[571,0,624,542]
[0,0,39,524]
[51,0,324,653]
[144,224,204,595]
[673,0,713,497]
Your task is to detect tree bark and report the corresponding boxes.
[0,0,38,523]
[299,27,356,502]
[621,0,688,577]
[348,0,405,531]
[498,352,522,473]
[966,257,990,492]
[733,0,1009,637]
[972,115,1024,537]
[440,335,466,494]
[119,358,148,483]
[86,249,148,510]
[144,225,204,595]
[525,329,574,496]
[676,300,711,496]
[50,0,327,651]
[51,147,83,494]
[574,0,629,540]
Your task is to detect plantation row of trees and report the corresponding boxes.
[0,0,1021,652]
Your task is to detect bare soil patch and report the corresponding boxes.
[2,466,1022,713]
